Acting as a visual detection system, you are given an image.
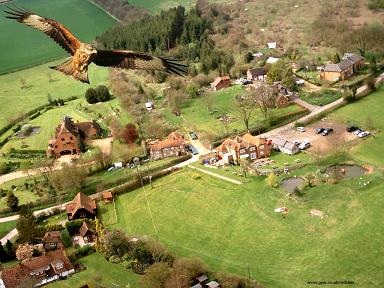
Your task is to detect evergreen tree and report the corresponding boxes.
[0,244,9,262]
[6,192,18,211]
[5,240,14,258]
[16,207,35,243]
[85,88,98,104]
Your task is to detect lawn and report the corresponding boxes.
[0,0,117,74]
[47,253,140,288]
[0,177,39,209]
[103,167,384,288]
[163,86,306,139]
[1,99,91,152]
[0,60,110,131]
[0,220,16,238]
[299,89,341,106]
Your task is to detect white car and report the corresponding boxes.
[297,127,306,132]
[299,141,310,150]
[293,140,301,146]
[357,131,370,138]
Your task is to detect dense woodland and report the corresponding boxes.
[96,5,235,74]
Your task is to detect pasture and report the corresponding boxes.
[103,162,384,288]
[0,0,117,74]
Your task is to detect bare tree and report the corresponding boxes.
[235,93,256,131]
[250,83,275,122]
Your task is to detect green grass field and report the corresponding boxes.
[48,253,140,288]
[103,166,384,288]
[300,90,342,106]
[0,0,117,74]
[0,220,16,238]
[163,85,306,138]
[0,60,110,131]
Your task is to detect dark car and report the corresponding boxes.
[321,128,334,136]
[347,125,359,132]
[189,131,198,140]
[186,144,199,155]
[315,128,325,134]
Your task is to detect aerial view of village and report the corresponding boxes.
[0,0,383,287]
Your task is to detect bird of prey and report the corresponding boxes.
[4,7,188,84]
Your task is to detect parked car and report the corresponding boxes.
[315,128,325,134]
[321,128,334,136]
[358,131,370,138]
[189,131,198,140]
[353,128,363,135]
[297,126,306,132]
[299,141,310,150]
[293,140,300,146]
[347,125,359,132]
[186,144,199,155]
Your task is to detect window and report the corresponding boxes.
[70,137,73,140]
[55,145,58,148]
[250,153,257,159]
[260,151,264,156]
[171,147,174,150]
[259,145,264,149]
[249,147,255,151]
[240,149,245,153]
[50,243,56,247]
[61,138,65,141]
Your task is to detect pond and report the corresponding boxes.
[325,164,366,179]
[15,127,41,138]
[280,177,305,193]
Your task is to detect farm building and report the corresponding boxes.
[321,53,364,82]
[66,192,97,221]
[211,76,231,91]
[102,191,113,203]
[79,221,96,244]
[247,68,266,82]
[148,132,187,160]
[272,138,299,155]
[216,133,271,165]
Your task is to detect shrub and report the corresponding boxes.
[66,219,86,235]
[85,88,98,104]
[60,230,72,248]
[191,173,201,180]
[95,85,111,102]
[109,255,121,263]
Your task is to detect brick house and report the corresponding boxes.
[66,192,96,221]
[42,231,63,251]
[1,250,75,287]
[148,132,187,160]
[216,133,271,165]
[275,94,290,108]
[247,68,266,82]
[46,116,102,158]
[321,53,364,82]
[211,76,231,91]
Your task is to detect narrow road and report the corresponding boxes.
[188,165,243,185]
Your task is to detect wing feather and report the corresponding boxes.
[4,7,80,55]
[93,50,188,76]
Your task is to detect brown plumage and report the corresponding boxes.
[4,7,188,83]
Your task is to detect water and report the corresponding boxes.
[325,165,366,179]
[280,177,305,193]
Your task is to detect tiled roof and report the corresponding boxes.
[343,53,364,64]
[2,250,74,288]
[338,59,353,70]
[102,191,113,199]
[149,132,185,151]
[66,192,96,217]
[323,63,342,72]
[79,221,95,237]
[212,76,230,87]
[42,231,61,244]
[248,67,266,77]
[218,133,268,153]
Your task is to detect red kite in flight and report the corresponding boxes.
[4,7,188,83]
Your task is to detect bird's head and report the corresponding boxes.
[84,43,97,56]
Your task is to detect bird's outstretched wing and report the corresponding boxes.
[4,6,81,55]
[93,50,188,76]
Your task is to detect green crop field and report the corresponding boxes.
[0,0,117,74]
